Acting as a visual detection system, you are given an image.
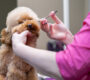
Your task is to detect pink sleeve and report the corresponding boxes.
[56,13,90,80]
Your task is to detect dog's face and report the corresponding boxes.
[0,7,40,46]
[12,14,40,37]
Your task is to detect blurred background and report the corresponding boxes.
[0,0,90,80]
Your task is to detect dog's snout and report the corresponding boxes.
[27,24,36,31]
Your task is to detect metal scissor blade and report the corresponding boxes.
[38,10,58,22]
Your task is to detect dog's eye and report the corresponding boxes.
[27,24,35,30]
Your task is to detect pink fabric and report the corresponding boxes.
[56,12,90,80]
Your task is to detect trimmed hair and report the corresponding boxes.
[6,7,39,32]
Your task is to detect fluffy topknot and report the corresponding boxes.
[6,7,39,32]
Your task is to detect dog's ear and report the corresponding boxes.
[0,28,12,45]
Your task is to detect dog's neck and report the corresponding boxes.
[26,35,38,48]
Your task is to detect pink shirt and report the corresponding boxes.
[56,12,90,80]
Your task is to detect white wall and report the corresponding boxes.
[84,0,90,16]
[89,0,90,11]
[69,0,85,34]
[85,0,88,16]
[17,0,63,49]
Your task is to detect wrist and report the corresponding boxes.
[64,32,74,45]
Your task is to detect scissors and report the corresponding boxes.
[38,10,58,22]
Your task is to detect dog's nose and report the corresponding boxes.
[27,24,36,31]
[28,24,32,29]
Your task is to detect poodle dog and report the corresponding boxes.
[0,7,40,80]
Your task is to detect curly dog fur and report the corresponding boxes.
[0,7,40,80]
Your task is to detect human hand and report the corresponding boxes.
[12,30,31,47]
[40,11,73,45]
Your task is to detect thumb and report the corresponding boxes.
[20,30,31,37]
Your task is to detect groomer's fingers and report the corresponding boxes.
[49,24,66,40]
[40,19,50,32]
[40,18,47,25]
[49,11,62,24]
[54,33,66,40]
[49,24,55,35]
[51,32,66,40]
[20,30,31,37]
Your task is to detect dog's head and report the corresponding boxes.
[0,7,40,46]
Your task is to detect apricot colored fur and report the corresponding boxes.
[0,7,40,80]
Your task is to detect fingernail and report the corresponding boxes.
[43,22,47,25]
[49,11,55,17]
[42,20,48,25]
